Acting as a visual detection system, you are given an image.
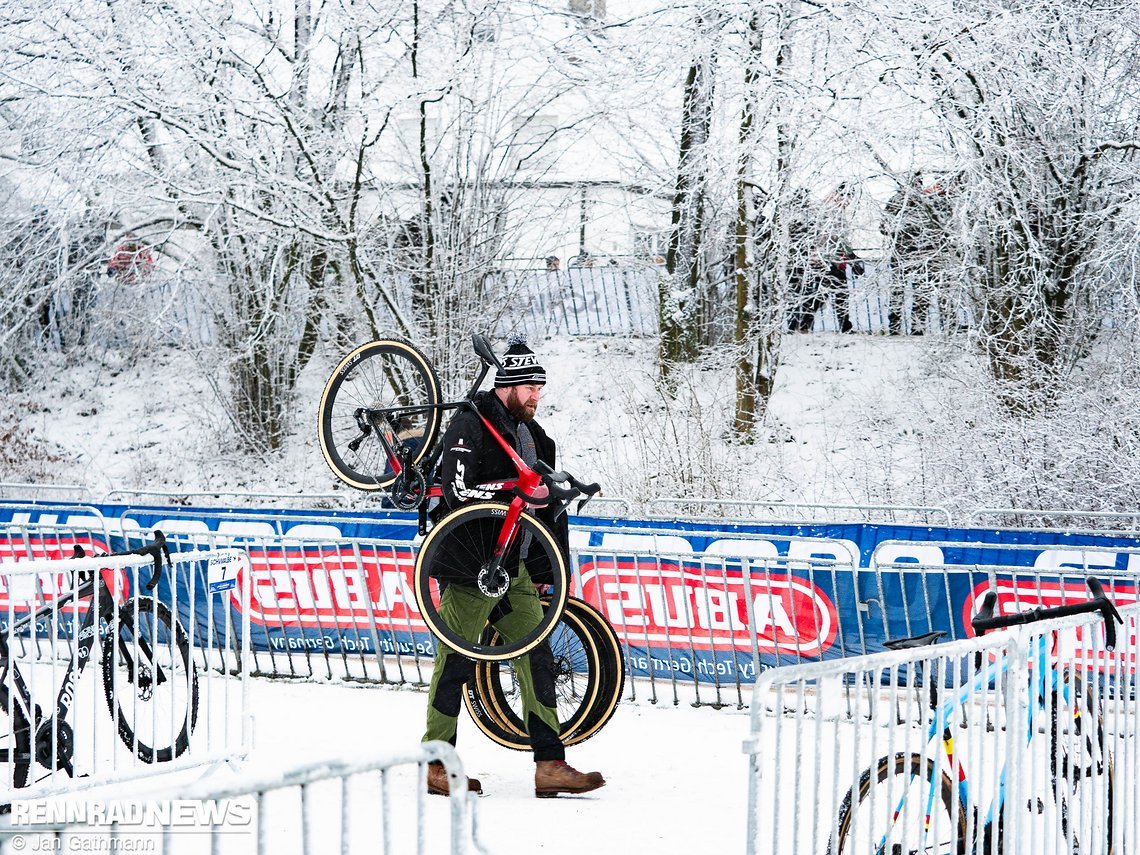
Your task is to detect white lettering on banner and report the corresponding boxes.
[702,540,779,560]
[0,536,120,610]
[235,548,427,629]
[218,520,277,540]
[279,524,344,540]
[606,583,646,627]
[874,543,945,567]
[379,569,417,612]
[146,519,211,536]
[231,545,840,652]
[786,539,860,568]
[1033,549,1119,572]
[598,532,694,556]
[581,560,836,656]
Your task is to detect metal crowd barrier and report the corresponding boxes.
[121,526,862,708]
[103,489,359,510]
[0,742,487,855]
[7,512,1139,721]
[966,507,1140,535]
[646,497,953,526]
[1,544,251,799]
[574,542,858,709]
[0,503,106,529]
[0,485,96,503]
[118,506,417,546]
[744,603,1139,855]
[500,266,660,338]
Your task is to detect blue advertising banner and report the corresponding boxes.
[2,500,1137,682]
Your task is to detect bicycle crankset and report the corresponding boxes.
[389,467,427,510]
[477,563,510,599]
[35,719,75,772]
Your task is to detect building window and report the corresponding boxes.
[633,230,667,264]
[508,116,559,172]
[471,9,499,42]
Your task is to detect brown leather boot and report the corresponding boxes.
[534,760,605,798]
[426,760,482,796]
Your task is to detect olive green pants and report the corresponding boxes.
[422,569,564,761]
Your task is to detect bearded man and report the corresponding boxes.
[421,334,605,799]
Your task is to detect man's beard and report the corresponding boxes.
[505,388,537,422]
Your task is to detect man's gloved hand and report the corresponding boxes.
[525,483,550,511]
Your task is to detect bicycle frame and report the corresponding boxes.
[1,567,122,775]
[887,631,1081,852]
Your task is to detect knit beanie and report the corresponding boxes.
[494,333,547,387]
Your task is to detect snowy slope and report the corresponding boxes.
[3,332,947,512]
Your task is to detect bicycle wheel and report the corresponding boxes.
[1051,675,1114,854]
[0,660,32,790]
[102,598,199,763]
[831,753,966,855]
[414,503,568,661]
[318,339,442,492]
[566,597,625,744]
[465,597,602,750]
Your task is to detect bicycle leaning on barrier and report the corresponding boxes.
[1,531,199,793]
[318,334,623,743]
[830,576,1122,855]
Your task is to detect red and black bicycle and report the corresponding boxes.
[317,334,599,660]
[317,335,623,747]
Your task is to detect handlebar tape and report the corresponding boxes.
[105,530,169,592]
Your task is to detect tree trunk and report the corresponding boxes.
[661,25,716,378]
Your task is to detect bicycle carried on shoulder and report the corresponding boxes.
[317,334,600,663]
[1,531,199,792]
[318,335,624,747]
[830,576,1121,855]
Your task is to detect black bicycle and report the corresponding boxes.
[1,531,199,791]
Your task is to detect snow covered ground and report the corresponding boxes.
[0,331,964,854]
[238,677,752,855]
[0,329,1036,854]
[2,674,754,855]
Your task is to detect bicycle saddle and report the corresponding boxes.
[883,630,945,651]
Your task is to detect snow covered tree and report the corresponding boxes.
[0,0,599,450]
[874,0,1140,413]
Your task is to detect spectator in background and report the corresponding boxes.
[545,255,560,271]
[569,250,594,268]
[880,173,952,335]
[817,183,864,333]
[787,186,864,333]
[107,234,155,285]
[785,189,823,332]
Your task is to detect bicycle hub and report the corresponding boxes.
[477,564,510,599]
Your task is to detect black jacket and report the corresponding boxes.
[433,390,569,582]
